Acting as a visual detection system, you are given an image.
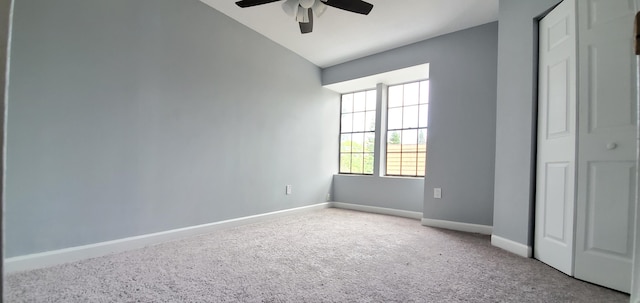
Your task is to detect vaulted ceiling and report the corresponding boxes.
[200,0,499,68]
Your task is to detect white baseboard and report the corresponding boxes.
[421,218,493,235]
[5,203,331,273]
[491,235,532,258]
[330,202,422,220]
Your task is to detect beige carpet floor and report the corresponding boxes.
[5,208,630,302]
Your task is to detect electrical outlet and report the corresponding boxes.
[326,193,331,201]
[434,188,442,199]
[286,185,292,195]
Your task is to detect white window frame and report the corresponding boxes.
[338,79,429,178]
[338,89,377,175]
[384,80,429,177]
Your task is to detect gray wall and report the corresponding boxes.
[332,175,423,212]
[493,0,561,246]
[5,0,338,257]
[324,23,498,225]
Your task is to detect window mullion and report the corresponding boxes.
[373,83,387,177]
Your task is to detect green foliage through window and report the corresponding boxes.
[339,89,376,175]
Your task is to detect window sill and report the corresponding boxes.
[335,174,424,180]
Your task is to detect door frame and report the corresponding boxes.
[0,0,14,300]
[633,10,640,300]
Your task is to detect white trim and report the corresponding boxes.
[323,63,430,93]
[330,202,422,220]
[421,218,493,235]
[5,203,331,273]
[491,235,533,258]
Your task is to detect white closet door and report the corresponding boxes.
[535,0,577,276]
[574,0,638,293]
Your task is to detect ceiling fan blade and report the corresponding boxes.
[299,9,313,34]
[322,0,373,15]
[235,0,280,8]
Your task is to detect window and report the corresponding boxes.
[386,81,429,177]
[335,63,430,178]
[339,89,377,174]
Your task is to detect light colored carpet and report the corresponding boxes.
[5,208,629,302]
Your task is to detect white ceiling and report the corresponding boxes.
[200,0,499,68]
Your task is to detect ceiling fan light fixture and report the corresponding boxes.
[236,0,374,34]
[312,1,327,17]
[296,6,310,23]
[281,0,298,17]
[299,0,315,9]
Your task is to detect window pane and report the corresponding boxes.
[352,112,365,132]
[363,153,374,174]
[365,111,376,131]
[366,90,377,110]
[401,153,417,176]
[420,81,429,104]
[386,153,401,175]
[419,104,429,128]
[388,85,403,108]
[342,94,353,113]
[351,153,364,174]
[388,107,402,130]
[403,105,419,129]
[340,153,352,173]
[383,80,429,177]
[401,129,418,150]
[418,129,427,147]
[351,132,364,152]
[417,152,426,176]
[402,153,418,167]
[353,91,366,112]
[387,131,401,148]
[341,113,352,133]
[404,82,419,106]
[340,134,352,152]
[338,89,377,176]
[364,132,375,153]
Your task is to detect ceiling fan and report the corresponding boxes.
[235,0,374,34]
